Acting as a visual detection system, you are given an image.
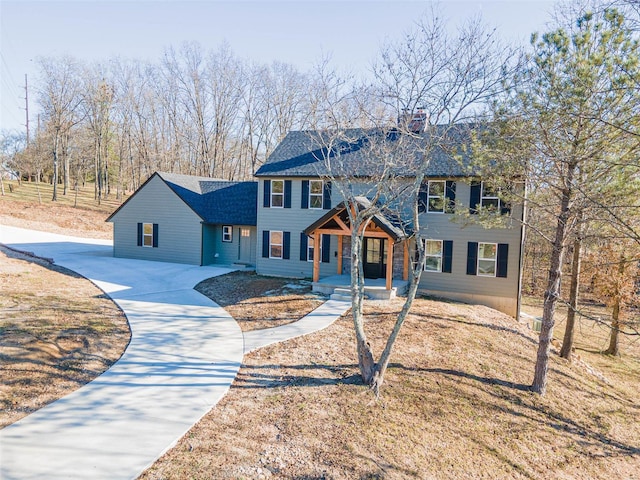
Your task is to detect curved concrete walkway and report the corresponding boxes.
[0,225,349,480]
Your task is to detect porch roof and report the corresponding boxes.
[302,197,409,242]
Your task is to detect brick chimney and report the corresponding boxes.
[398,108,428,133]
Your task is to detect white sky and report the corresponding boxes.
[0,0,556,133]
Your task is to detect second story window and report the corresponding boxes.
[309,180,323,209]
[481,182,501,211]
[271,180,284,207]
[428,181,445,213]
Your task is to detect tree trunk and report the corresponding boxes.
[605,300,621,356]
[52,132,60,202]
[604,253,625,356]
[560,224,583,360]
[350,230,376,384]
[532,163,576,395]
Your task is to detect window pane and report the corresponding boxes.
[310,181,323,194]
[478,259,496,276]
[428,181,444,196]
[271,194,283,207]
[310,196,323,208]
[271,231,282,244]
[481,198,499,210]
[366,240,381,263]
[272,180,284,193]
[271,245,282,258]
[143,236,153,247]
[143,223,153,234]
[478,243,496,260]
[428,197,444,212]
[426,240,442,255]
[425,256,442,272]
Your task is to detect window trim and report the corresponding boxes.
[222,225,233,243]
[269,230,284,259]
[477,242,498,277]
[423,239,443,272]
[270,179,284,208]
[142,223,153,248]
[427,180,446,214]
[480,182,502,211]
[309,179,324,210]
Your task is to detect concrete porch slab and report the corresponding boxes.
[312,274,408,300]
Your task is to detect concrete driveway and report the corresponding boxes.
[0,225,244,480]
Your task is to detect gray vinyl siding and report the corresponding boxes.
[256,177,343,279]
[201,224,217,265]
[202,225,256,265]
[110,175,203,264]
[418,180,523,300]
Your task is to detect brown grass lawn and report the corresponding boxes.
[142,299,640,479]
[0,180,123,239]
[195,271,326,332]
[0,246,130,427]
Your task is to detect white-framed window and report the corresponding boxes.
[481,182,502,211]
[222,225,233,242]
[271,180,284,208]
[477,242,497,277]
[424,239,443,272]
[428,180,445,213]
[309,180,324,209]
[306,235,323,262]
[270,231,283,259]
[142,223,153,247]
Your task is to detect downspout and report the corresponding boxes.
[516,182,528,321]
[200,221,205,266]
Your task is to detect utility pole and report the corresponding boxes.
[24,74,30,144]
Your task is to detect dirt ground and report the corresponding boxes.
[0,246,130,427]
[195,271,326,331]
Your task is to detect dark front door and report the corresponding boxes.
[363,237,387,279]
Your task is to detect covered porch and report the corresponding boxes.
[304,198,411,300]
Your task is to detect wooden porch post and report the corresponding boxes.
[403,241,409,281]
[313,232,321,282]
[337,235,343,274]
[386,238,393,290]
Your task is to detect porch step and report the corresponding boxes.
[330,294,352,302]
[330,287,353,302]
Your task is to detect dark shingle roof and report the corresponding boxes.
[158,172,257,226]
[255,124,478,178]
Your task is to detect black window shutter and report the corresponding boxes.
[466,242,478,275]
[262,230,270,258]
[418,182,428,213]
[137,223,143,246]
[284,180,292,208]
[152,224,159,248]
[283,232,291,259]
[321,234,331,263]
[323,181,332,210]
[300,232,308,261]
[469,181,481,214]
[301,180,309,209]
[445,181,456,213]
[443,240,453,273]
[501,197,512,216]
[497,243,509,278]
[263,180,271,208]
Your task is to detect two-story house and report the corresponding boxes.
[254,126,525,317]
[108,125,524,318]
